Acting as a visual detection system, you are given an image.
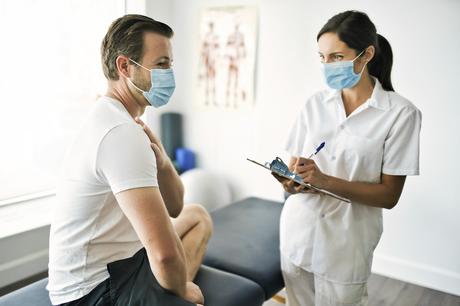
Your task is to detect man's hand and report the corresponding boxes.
[135,117,169,171]
[183,282,204,305]
[135,117,184,218]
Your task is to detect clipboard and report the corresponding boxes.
[247,157,351,203]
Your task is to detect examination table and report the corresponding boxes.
[0,197,285,306]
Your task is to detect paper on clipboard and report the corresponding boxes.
[247,157,351,203]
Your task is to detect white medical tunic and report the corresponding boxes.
[280,79,421,284]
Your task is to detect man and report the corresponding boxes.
[47,14,212,306]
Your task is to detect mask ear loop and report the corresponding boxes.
[129,58,151,72]
[351,49,366,62]
[126,58,152,93]
[352,48,370,75]
[126,77,147,94]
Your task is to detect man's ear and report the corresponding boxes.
[115,55,130,79]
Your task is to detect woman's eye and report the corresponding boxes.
[333,55,343,61]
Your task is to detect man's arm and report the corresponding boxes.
[135,117,184,218]
[115,187,187,296]
[116,187,204,304]
[97,122,203,304]
[157,161,185,218]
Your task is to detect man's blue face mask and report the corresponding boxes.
[128,58,175,108]
[321,49,367,90]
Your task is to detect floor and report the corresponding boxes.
[2,272,459,305]
[263,274,460,306]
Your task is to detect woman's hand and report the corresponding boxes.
[294,157,329,191]
[135,117,170,171]
[271,157,313,194]
[272,172,298,193]
[272,157,298,193]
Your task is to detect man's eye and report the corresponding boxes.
[160,63,171,68]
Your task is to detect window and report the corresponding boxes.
[0,0,125,204]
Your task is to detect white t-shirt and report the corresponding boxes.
[47,96,158,304]
[280,78,421,284]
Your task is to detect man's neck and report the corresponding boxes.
[106,82,146,119]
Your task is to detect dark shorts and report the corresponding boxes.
[60,248,194,306]
[59,279,111,306]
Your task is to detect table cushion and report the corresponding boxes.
[195,265,265,306]
[203,197,285,299]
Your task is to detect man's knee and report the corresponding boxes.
[186,204,213,237]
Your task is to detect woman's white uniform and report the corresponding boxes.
[280,78,421,306]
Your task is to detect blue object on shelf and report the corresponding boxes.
[175,147,196,173]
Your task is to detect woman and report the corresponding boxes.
[276,10,421,306]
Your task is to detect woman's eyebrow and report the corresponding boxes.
[318,51,344,56]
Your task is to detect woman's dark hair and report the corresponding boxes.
[317,10,394,91]
[101,14,174,81]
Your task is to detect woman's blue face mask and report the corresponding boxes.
[321,49,367,90]
[127,58,175,108]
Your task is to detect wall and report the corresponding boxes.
[0,226,50,288]
[146,0,460,295]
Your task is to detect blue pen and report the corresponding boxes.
[298,142,325,168]
[307,142,325,159]
[296,142,325,173]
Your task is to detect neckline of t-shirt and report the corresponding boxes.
[99,95,133,118]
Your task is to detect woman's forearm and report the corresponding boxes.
[323,175,405,209]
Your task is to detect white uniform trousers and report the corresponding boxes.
[281,254,369,306]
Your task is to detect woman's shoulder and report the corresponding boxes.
[304,88,336,107]
[387,90,421,116]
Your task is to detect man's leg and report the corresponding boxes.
[171,203,213,281]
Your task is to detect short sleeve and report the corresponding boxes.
[97,123,159,194]
[284,107,308,157]
[382,108,422,176]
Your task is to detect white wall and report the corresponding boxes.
[0,226,49,288]
[146,0,460,295]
